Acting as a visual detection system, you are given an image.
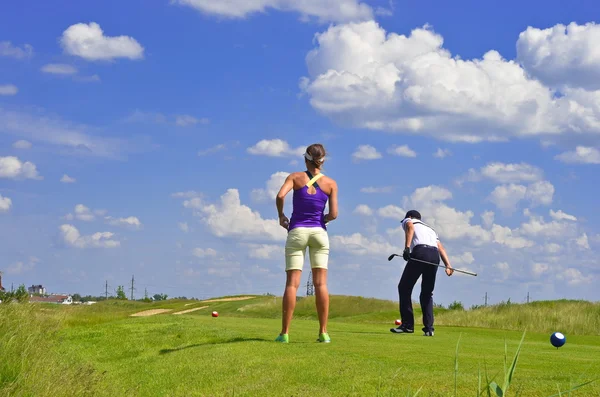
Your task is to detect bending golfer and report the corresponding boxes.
[391,210,453,336]
[274,143,338,343]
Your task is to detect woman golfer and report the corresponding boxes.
[274,143,338,343]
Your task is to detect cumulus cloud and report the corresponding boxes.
[434,148,451,158]
[60,174,76,183]
[488,181,554,213]
[251,171,289,202]
[330,233,398,256]
[377,205,405,221]
[172,0,374,23]
[575,233,590,250]
[247,139,305,157]
[300,21,600,144]
[516,22,600,90]
[388,144,416,157]
[245,243,284,259]
[352,144,382,161]
[198,144,226,156]
[0,194,12,213]
[106,216,142,229]
[353,204,373,216]
[464,162,544,184]
[549,209,577,221]
[557,267,593,286]
[180,188,286,241]
[41,63,78,75]
[0,156,42,180]
[12,140,32,149]
[0,85,18,96]
[60,22,144,61]
[0,41,33,59]
[481,211,495,228]
[59,224,120,248]
[175,115,210,127]
[555,146,600,164]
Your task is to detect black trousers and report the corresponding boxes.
[398,245,439,332]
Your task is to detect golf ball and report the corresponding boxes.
[212,311,219,317]
[395,319,402,325]
[550,332,566,348]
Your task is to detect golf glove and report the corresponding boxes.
[403,247,410,261]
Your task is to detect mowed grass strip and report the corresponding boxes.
[56,312,600,396]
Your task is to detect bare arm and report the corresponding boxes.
[324,180,338,222]
[437,240,454,276]
[404,221,414,249]
[276,174,294,228]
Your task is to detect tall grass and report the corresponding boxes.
[435,300,600,336]
[0,304,103,396]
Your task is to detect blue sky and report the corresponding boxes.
[1,0,599,306]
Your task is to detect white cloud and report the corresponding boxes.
[67,204,96,222]
[41,63,78,75]
[5,258,37,275]
[178,222,189,232]
[60,22,144,61]
[360,186,393,193]
[488,184,527,213]
[544,243,561,254]
[531,262,549,277]
[172,0,374,23]
[490,224,534,249]
[198,144,226,156]
[0,194,12,213]
[557,268,593,286]
[525,181,555,206]
[388,144,416,157]
[60,174,76,183]
[171,191,202,199]
[481,211,495,228]
[518,211,577,239]
[251,171,289,202]
[330,233,398,256]
[466,162,543,184]
[377,205,405,221]
[192,247,217,258]
[555,146,600,164]
[59,224,120,249]
[106,216,142,229]
[549,209,577,221]
[0,85,18,96]
[301,21,600,144]
[175,115,209,127]
[247,139,305,157]
[352,144,382,161]
[0,156,42,180]
[0,41,33,59]
[575,233,590,250]
[493,262,510,279]
[516,22,600,90]
[245,244,283,259]
[12,140,32,149]
[181,188,286,241]
[434,148,451,158]
[353,204,373,216]
[0,108,130,159]
[452,252,474,266]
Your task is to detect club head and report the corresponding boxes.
[387,254,397,261]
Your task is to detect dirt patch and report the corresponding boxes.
[200,296,256,303]
[130,309,173,317]
[173,306,209,315]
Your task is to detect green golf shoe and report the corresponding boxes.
[317,332,331,343]
[275,333,289,343]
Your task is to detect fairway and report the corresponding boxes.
[45,298,599,397]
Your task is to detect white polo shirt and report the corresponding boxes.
[401,218,439,251]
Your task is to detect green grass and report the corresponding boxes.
[1,296,599,396]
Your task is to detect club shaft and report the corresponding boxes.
[390,254,477,276]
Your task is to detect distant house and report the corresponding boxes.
[28,285,46,295]
[29,295,73,305]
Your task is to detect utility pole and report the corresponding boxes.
[306,271,314,296]
[527,292,530,304]
[130,275,135,300]
[144,288,148,301]
[105,280,109,300]
[11,283,14,293]
[484,292,488,306]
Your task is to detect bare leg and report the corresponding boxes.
[312,268,329,334]
[281,270,302,335]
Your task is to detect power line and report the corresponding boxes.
[306,271,314,296]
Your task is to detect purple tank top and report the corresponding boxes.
[288,174,328,231]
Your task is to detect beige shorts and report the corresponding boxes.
[285,227,330,271]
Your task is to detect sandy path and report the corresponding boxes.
[199,296,255,303]
[173,306,208,315]
[130,309,173,317]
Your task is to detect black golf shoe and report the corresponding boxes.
[390,325,414,333]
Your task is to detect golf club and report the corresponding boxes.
[387,254,478,277]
